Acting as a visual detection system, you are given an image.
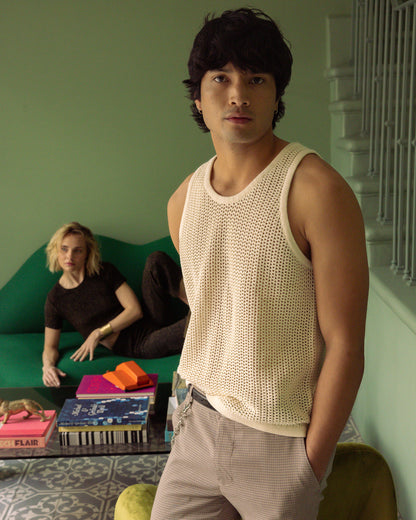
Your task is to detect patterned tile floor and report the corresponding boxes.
[0,418,402,520]
[0,454,168,520]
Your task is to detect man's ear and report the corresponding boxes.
[275,97,280,112]
[195,99,202,112]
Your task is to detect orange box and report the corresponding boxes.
[103,361,152,391]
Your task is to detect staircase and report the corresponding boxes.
[325,14,393,268]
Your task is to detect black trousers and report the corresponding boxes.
[112,251,189,359]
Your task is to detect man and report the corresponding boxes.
[151,8,368,520]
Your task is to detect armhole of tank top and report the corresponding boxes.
[178,170,198,248]
[178,157,216,248]
[280,148,318,269]
[179,168,199,248]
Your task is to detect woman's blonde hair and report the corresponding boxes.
[46,222,101,276]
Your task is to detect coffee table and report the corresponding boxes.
[0,383,172,459]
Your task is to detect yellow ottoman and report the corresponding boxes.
[114,483,157,520]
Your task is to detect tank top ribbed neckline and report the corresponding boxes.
[203,142,294,205]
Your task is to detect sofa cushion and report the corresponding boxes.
[0,332,181,388]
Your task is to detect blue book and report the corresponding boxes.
[57,397,149,427]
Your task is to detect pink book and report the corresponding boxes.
[0,410,57,449]
[76,374,158,404]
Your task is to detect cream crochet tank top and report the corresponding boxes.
[178,142,324,437]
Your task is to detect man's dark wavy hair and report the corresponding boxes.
[183,8,293,132]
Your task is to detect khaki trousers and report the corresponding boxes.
[151,390,333,520]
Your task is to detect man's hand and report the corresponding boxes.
[305,438,329,483]
[42,365,67,387]
[70,329,101,362]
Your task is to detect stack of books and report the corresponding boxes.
[57,397,150,447]
[76,373,158,409]
[0,410,57,449]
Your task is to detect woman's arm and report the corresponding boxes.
[70,281,142,362]
[42,327,67,387]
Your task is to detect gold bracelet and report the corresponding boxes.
[99,322,113,339]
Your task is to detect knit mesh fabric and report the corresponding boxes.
[178,143,324,437]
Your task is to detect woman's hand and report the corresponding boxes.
[70,328,102,362]
[42,327,64,387]
[42,365,67,387]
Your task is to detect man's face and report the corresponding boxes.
[195,62,278,147]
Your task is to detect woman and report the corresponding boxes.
[42,222,188,387]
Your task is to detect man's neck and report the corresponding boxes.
[210,135,288,197]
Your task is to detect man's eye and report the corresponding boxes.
[214,75,227,83]
[251,77,265,85]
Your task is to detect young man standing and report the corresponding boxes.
[151,8,368,520]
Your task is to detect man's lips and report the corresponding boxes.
[225,114,253,123]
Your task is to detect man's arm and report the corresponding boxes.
[288,154,369,481]
[167,174,193,253]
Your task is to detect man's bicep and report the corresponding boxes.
[307,173,369,349]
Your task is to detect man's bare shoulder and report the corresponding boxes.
[288,153,365,257]
[295,154,351,195]
[292,153,361,217]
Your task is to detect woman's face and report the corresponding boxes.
[57,233,88,274]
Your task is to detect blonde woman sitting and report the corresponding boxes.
[42,222,188,387]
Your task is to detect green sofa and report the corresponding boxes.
[0,235,185,388]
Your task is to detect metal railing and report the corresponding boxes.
[352,0,416,285]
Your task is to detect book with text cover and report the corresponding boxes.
[76,373,158,404]
[57,397,149,427]
[0,410,57,449]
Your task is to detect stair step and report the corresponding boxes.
[329,99,363,138]
[329,98,361,113]
[325,65,355,102]
[365,219,393,267]
[337,134,370,151]
[332,134,370,177]
[346,175,380,219]
[347,174,379,194]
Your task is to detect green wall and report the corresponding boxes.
[0,0,351,288]
[354,276,416,520]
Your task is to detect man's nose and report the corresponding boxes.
[229,79,250,107]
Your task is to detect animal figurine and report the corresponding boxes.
[0,398,50,424]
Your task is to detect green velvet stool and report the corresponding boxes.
[115,483,158,519]
[114,443,398,520]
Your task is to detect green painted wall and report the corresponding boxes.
[0,0,351,288]
[354,279,416,520]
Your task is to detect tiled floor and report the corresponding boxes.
[0,418,402,520]
[0,454,168,520]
